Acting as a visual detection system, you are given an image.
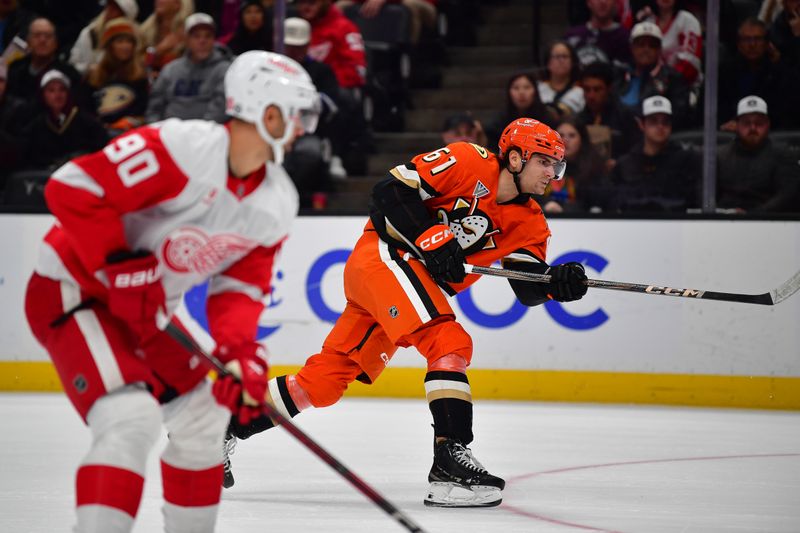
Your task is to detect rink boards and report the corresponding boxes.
[1,215,798,409]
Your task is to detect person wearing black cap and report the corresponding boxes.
[608,94,700,212]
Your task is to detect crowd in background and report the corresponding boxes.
[0,0,799,214]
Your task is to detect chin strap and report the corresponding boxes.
[503,160,531,205]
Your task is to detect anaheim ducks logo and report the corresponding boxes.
[437,197,500,254]
[96,84,135,116]
[162,226,257,274]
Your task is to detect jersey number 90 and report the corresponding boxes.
[103,133,160,187]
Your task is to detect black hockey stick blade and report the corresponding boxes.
[163,323,428,533]
[465,264,800,306]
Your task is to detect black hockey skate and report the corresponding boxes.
[222,431,237,489]
[424,439,505,507]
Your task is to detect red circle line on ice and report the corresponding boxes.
[502,452,800,533]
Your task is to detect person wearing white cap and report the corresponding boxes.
[69,0,139,75]
[20,69,108,171]
[717,95,800,213]
[615,20,692,130]
[635,0,703,85]
[608,94,701,212]
[145,13,232,124]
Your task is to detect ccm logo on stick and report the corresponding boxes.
[645,286,703,297]
[416,226,452,250]
[114,268,160,288]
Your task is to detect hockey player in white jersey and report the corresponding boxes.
[23,50,319,533]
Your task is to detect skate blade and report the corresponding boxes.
[423,482,502,508]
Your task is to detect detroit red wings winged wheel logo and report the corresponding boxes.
[437,196,501,254]
[162,227,257,274]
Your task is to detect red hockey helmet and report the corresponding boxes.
[498,118,566,179]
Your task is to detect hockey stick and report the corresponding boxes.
[464,264,800,306]
[164,323,428,533]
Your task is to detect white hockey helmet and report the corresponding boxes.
[224,50,320,164]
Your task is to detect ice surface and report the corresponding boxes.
[1,394,798,533]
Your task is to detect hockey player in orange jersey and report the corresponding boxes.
[225,118,589,507]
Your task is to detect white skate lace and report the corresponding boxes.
[223,434,237,464]
[452,443,488,474]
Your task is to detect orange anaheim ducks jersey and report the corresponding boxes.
[368,141,552,294]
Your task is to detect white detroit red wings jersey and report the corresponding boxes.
[36,119,298,345]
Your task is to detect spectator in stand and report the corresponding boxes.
[534,116,608,213]
[440,112,487,147]
[6,18,82,103]
[140,0,192,80]
[282,16,335,208]
[634,0,703,85]
[768,0,800,67]
[295,0,370,175]
[21,70,107,171]
[195,0,242,38]
[295,0,366,90]
[20,0,100,56]
[564,0,633,68]
[538,40,585,118]
[577,61,640,163]
[85,18,149,135]
[609,95,700,212]
[0,62,26,185]
[485,72,559,150]
[145,13,232,124]
[719,17,800,130]
[614,21,692,129]
[220,0,274,55]
[335,0,437,44]
[717,95,800,213]
[69,0,139,75]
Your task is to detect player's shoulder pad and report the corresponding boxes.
[157,119,230,183]
[445,141,492,161]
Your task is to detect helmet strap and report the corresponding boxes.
[255,105,295,166]
[502,152,531,204]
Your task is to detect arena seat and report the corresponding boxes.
[343,3,412,132]
[2,170,50,210]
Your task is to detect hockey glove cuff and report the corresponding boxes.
[104,250,167,342]
[546,262,588,302]
[212,342,269,421]
[415,225,467,285]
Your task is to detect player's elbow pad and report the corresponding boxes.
[506,261,551,307]
[370,175,435,240]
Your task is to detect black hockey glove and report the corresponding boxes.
[415,225,467,285]
[546,262,588,302]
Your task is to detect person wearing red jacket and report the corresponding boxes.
[294,0,366,88]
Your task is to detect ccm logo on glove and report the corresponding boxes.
[416,225,454,251]
[112,268,160,288]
